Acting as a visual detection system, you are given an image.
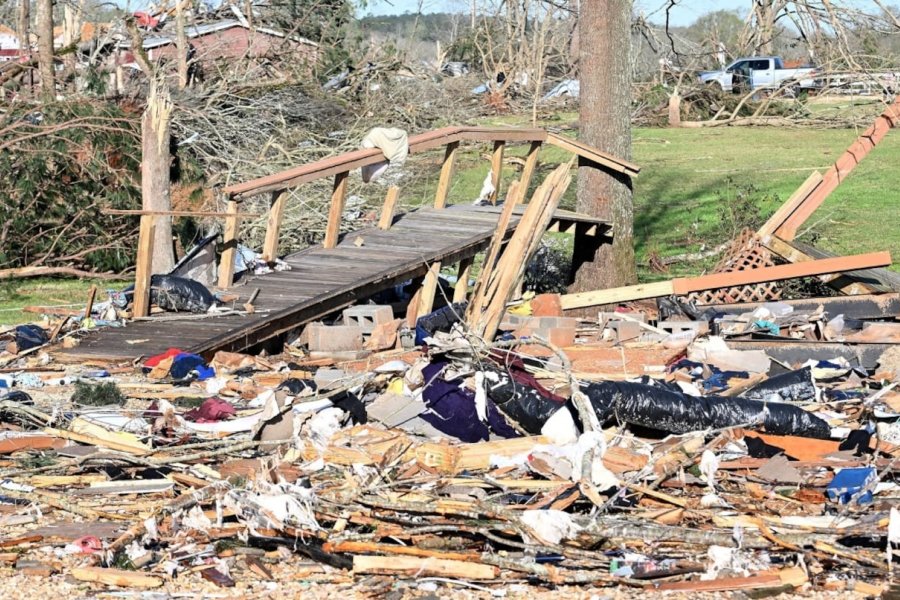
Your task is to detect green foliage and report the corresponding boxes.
[70,380,126,407]
[712,178,773,240]
[0,100,141,273]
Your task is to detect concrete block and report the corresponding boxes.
[608,320,642,343]
[657,320,709,335]
[343,305,395,333]
[305,322,366,352]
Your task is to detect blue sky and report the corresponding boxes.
[360,0,749,26]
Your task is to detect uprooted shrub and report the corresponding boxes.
[70,380,126,407]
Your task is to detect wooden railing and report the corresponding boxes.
[130,126,639,318]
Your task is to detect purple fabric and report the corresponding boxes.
[420,362,519,443]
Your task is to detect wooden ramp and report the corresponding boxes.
[58,205,608,362]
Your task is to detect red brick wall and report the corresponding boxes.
[148,26,317,66]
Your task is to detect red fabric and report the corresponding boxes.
[144,347,186,368]
[184,397,236,423]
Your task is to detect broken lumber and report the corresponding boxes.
[774,95,900,241]
[71,567,163,588]
[561,251,892,309]
[351,555,498,580]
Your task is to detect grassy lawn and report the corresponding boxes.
[399,100,899,281]
[3,99,897,325]
[0,279,128,327]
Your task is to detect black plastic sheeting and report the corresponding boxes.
[581,380,832,439]
[484,367,567,434]
[740,366,816,403]
[415,302,467,344]
[149,274,215,313]
[14,324,48,352]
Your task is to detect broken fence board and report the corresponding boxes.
[561,251,892,309]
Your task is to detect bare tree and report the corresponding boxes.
[35,0,54,100]
[569,0,637,294]
[17,0,29,58]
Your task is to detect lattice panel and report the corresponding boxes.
[688,228,783,305]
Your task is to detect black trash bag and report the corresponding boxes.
[149,274,215,313]
[415,301,468,344]
[740,366,816,403]
[657,296,720,323]
[484,368,567,434]
[0,391,33,405]
[582,380,832,439]
[14,324,48,352]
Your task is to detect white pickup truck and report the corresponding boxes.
[699,57,820,93]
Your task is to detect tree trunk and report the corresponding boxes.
[141,80,176,274]
[569,0,636,297]
[62,0,84,82]
[175,0,189,89]
[35,0,54,101]
[17,0,29,56]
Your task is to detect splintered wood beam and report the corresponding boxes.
[546,132,641,176]
[434,142,459,209]
[514,141,542,205]
[489,141,505,204]
[324,171,349,249]
[417,261,442,317]
[262,190,288,263]
[775,95,900,241]
[378,186,399,229]
[757,170,823,238]
[132,214,156,317]
[561,251,893,309]
[453,257,473,303]
[217,200,240,289]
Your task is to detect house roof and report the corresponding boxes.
[141,18,317,49]
[0,24,16,37]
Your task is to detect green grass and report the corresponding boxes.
[400,103,899,281]
[0,278,128,326]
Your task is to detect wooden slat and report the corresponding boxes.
[324,171,349,249]
[453,258,473,303]
[132,214,155,318]
[434,142,459,209]
[775,95,900,240]
[262,190,288,263]
[757,171,823,238]
[515,141,542,205]
[378,186,399,229]
[546,132,640,176]
[417,262,442,318]
[489,141,505,205]
[561,252,893,310]
[217,200,240,288]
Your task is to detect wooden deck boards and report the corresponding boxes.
[57,205,608,363]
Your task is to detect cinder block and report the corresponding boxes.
[342,305,394,333]
[305,322,366,352]
[608,320,642,343]
[657,320,709,335]
[534,316,578,330]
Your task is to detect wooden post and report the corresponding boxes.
[262,190,287,263]
[217,200,240,289]
[516,141,541,205]
[324,171,349,249]
[133,214,156,317]
[489,141,505,204]
[417,262,442,317]
[378,186,399,230]
[434,141,459,209]
[453,258,473,303]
